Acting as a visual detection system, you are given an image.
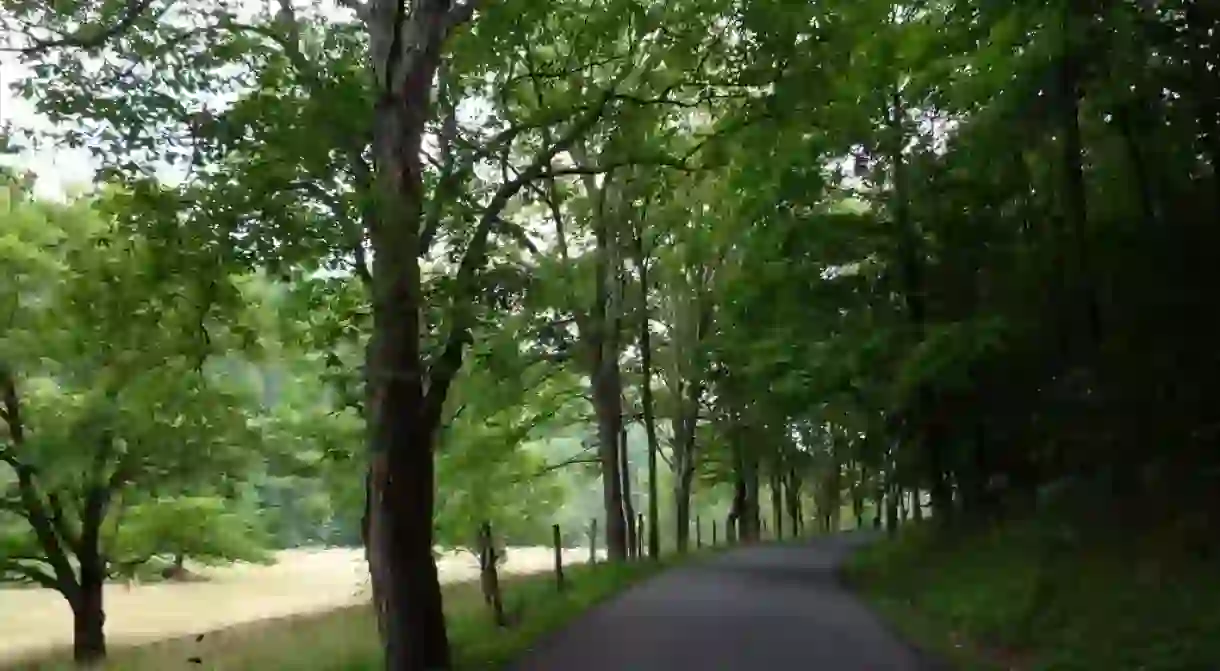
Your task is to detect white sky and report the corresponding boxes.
[0,1,357,200]
[0,56,95,199]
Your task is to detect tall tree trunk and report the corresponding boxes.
[669,290,709,554]
[770,473,783,540]
[586,157,629,561]
[1057,2,1100,348]
[728,462,746,543]
[888,89,952,526]
[639,255,661,559]
[673,463,694,553]
[670,379,701,553]
[592,367,628,560]
[886,486,900,536]
[363,2,465,666]
[740,442,761,542]
[785,468,803,536]
[619,422,636,558]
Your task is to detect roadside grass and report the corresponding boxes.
[845,520,1220,671]
[12,553,693,670]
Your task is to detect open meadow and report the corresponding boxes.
[0,545,596,666]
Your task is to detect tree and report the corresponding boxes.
[11,1,735,664]
[106,495,273,578]
[0,186,266,663]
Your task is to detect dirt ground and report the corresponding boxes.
[0,546,594,664]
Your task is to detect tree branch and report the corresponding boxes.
[421,77,628,431]
[525,454,601,480]
[0,367,78,593]
[0,559,61,590]
[420,62,462,251]
[11,0,160,54]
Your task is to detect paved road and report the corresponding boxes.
[509,533,938,671]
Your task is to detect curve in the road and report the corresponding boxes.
[509,533,941,671]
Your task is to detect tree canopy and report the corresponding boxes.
[2,0,1218,668]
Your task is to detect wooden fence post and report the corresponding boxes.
[553,524,565,592]
[478,520,505,626]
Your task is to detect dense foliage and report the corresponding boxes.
[2,0,1217,669]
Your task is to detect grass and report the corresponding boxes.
[845,519,1220,671]
[12,553,693,670]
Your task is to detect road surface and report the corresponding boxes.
[510,533,939,671]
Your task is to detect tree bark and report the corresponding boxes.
[592,367,628,560]
[730,435,761,543]
[585,157,629,561]
[785,468,803,537]
[638,253,661,559]
[619,422,636,558]
[364,2,465,667]
[770,473,783,540]
[70,576,106,665]
[1057,2,1100,348]
[886,487,900,536]
[674,468,693,553]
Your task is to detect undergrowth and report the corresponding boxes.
[846,515,1220,671]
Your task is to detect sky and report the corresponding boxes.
[0,54,95,199]
[0,1,356,200]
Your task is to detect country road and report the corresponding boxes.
[510,533,940,671]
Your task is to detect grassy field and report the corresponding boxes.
[4,550,680,670]
[845,521,1220,671]
[0,545,606,669]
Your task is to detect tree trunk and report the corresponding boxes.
[70,577,106,666]
[366,440,448,670]
[731,440,761,543]
[589,518,598,564]
[785,468,803,537]
[363,1,465,667]
[72,522,109,665]
[886,487,900,536]
[728,468,745,544]
[1057,3,1100,348]
[888,87,950,528]
[640,299,661,560]
[588,162,628,560]
[674,469,693,553]
[770,474,783,540]
[592,368,628,560]
[670,389,699,553]
[619,423,636,558]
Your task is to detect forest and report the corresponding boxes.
[1,0,1218,670]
